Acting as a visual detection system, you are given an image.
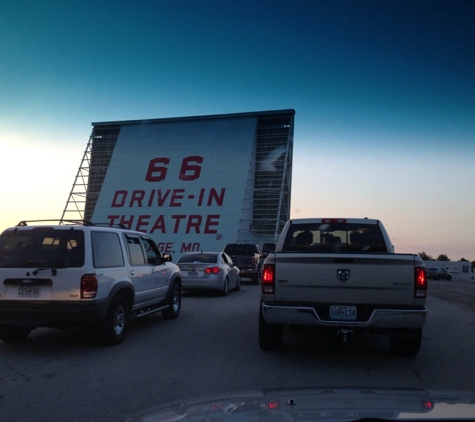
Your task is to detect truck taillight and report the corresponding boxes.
[81,274,98,299]
[415,267,427,298]
[261,264,275,294]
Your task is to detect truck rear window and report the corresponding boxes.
[0,228,85,268]
[282,222,388,253]
[223,244,258,255]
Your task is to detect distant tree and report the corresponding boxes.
[460,257,469,262]
[436,254,450,261]
[418,251,434,261]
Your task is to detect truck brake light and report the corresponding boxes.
[321,218,347,223]
[261,264,275,294]
[415,267,427,298]
[81,274,98,299]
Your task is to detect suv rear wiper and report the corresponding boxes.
[32,268,57,276]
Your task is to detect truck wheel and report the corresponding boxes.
[389,329,422,357]
[162,283,181,320]
[100,295,128,346]
[259,305,283,350]
[0,326,32,343]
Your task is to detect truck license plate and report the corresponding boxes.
[18,286,40,297]
[330,305,357,320]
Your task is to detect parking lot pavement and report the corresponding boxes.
[429,279,475,314]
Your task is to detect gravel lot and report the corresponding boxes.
[429,279,475,314]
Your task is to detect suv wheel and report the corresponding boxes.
[0,326,32,343]
[162,283,181,320]
[100,295,128,346]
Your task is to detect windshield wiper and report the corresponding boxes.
[32,268,57,276]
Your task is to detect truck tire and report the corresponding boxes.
[259,305,283,350]
[389,329,422,357]
[100,295,128,346]
[162,283,181,320]
[0,326,32,343]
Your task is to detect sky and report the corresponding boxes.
[1,0,474,261]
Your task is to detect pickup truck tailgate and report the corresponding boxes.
[274,254,417,305]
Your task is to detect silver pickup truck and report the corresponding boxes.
[259,218,427,356]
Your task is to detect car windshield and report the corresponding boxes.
[1,1,475,422]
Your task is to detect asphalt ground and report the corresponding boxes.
[429,278,475,313]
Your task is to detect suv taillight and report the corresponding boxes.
[81,274,98,299]
[415,267,427,298]
[261,264,275,294]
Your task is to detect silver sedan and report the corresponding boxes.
[176,252,241,295]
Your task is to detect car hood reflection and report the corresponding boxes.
[123,387,475,421]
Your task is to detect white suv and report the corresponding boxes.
[0,220,182,346]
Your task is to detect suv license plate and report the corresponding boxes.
[18,286,40,297]
[330,305,357,320]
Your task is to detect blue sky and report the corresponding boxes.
[1,0,474,260]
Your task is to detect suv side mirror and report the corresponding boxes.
[162,253,173,263]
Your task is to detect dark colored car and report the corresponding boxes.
[426,267,452,281]
[223,243,262,284]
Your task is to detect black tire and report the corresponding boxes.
[389,329,422,357]
[162,283,181,320]
[234,276,241,291]
[447,275,452,281]
[100,295,128,346]
[0,326,32,343]
[259,304,283,350]
[220,278,229,296]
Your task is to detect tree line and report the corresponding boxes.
[418,251,475,270]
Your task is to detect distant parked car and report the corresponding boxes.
[177,252,240,295]
[223,243,262,284]
[426,267,452,281]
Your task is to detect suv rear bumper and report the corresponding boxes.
[261,303,427,329]
[0,299,109,328]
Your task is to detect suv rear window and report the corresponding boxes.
[223,244,258,255]
[283,222,387,253]
[0,228,85,268]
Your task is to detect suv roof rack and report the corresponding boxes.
[15,220,127,229]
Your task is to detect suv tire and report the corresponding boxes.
[162,283,181,320]
[100,295,129,346]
